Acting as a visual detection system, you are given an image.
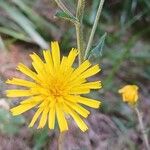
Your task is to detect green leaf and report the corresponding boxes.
[33,128,49,150]
[0,36,7,51]
[0,1,48,49]
[13,0,58,35]
[112,117,127,133]
[55,11,79,25]
[88,32,107,59]
[0,27,31,42]
[0,108,25,135]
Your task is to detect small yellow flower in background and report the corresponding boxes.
[6,41,101,132]
[118,85,139,106]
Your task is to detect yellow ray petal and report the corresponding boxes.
[64,78,87,93]
[69,81,101,94]
[58,56,74,81]
[67,48,78,67]
[61,67,75,84]
[75,81,102,90]
[30,53,44,68]
[80,65,100,79]
[30,53,49,83]
[64,104,88,132]
[6,78,36,87]
[65,101,90,118]
[122,94,126,102]
[29,107,43,127]
[38,107,49,128]
[64,95,77,103]
[20,96,43,104]
[118,89,124,93]
[68,95,101,108]
[6,89,35,97]
[70,60,91,80]
[56,103,68,132]
[67,78,86,88]
[84,81,102,89]
[43,50,54,74]
[70,87,90,94]
[43,50,53,66]
[32,62,45,76]
[37,98,50,109]
[59,56,67,71]
[17,63,38,80]
[135,94,138,102]
[11,103,38,116]
[48,107,56,129]
[51,41,60,68]
[33,86,50,96]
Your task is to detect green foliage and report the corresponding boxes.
[0,108,25,135]
[55,11,79,24]
[33,128,49,150]
[0,0,58,48]
[120,0,150,27]
[0,36,7,51]
[0,27,31,42]
[0,1,48,49]
[88,32,107,60]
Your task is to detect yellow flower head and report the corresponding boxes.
[6,41,102,132]
[118,85,139,106]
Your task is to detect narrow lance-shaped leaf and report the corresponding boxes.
[88,32,107,59]
[0,36,7,51]
[55,11,79,25]
[13,0,58,35]
[0,27,31,42]
[0,2,48,49]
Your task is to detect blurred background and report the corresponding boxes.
[0,0,150,149]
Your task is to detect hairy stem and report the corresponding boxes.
[135,107,150,150]
[84,0,105,59]
[75,0,85,64]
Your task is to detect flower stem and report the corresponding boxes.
[135,107,150,150]
[58,132,65,150]
[75,0,85,64]
[84,0,105,59]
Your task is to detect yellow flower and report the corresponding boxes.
[6,41,101,132]
[118,85,139,106]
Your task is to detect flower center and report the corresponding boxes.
[50,88,63,97]
[49,79,66,98]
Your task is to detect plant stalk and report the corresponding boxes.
[135,107,150,150]
[84,0,105,59]
[75,0,85,64]
[75,24,84,64]
[58,132,65,150]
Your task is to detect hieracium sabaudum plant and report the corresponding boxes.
[6,0,105,149]
[4,1,150,150]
